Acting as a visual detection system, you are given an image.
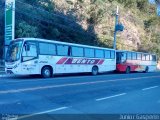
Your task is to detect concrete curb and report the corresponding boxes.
[0,70,160,78]
[0,71,6,77]
[0,74,16,78]
[0,75,6,77]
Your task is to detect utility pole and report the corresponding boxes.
[113,6,119,49]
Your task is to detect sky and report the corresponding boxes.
[157,5,160,16]
[148,0,156,4]
[148,0,160,16]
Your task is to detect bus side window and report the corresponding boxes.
[95,49,104,58]
[111,51,115,59]
[137,53,142,60]
[57,45,68,56]
[127,52,132,59]
[85,48,94,58]
[146,54,150,61]
[152,55,156,61]
[121,53,126,60]
[149,55,152,61]
[105,50,111,59]
[72,46,84,57]
[22,42,38,62]
[132,53,137,60]
[39,42,56,55]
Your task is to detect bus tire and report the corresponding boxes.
[125,66,130,74]
[92,66,98,75]
[144,66,149,73]
[41,66,52,78]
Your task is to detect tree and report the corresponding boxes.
[15,21,40,38]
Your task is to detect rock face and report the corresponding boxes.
[53,0,158,51]
[0,0,160,58]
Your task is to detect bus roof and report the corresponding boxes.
[116,50,156,56]
[15,38,115,51]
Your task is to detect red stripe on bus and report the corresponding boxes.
[56,57,68,64]
[98,60,104,65]
[57,58,105,65]
[64,58,100,65]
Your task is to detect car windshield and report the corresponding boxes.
[6,40,23,62]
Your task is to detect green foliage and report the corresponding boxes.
[98,35,113,48]
[42,27,61,40]
[111,0,137,8]
[23,0,55,12]
[16,21,40,38]
[136,0,148,11]
[104,0,149,10]
[66,0,74,5]
[150,33,160,58]
[144,19,153,30]
[87,0,105,25]
[0,0,160,59]
[77,0,84,3]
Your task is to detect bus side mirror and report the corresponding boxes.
[25,44,30,51]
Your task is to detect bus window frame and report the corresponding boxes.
[84,47,95,58]
[145,54,150,61]
[152,54,157,61]
[39,42,57,56]
[56,44,71,56]
[21,40,39,62]
[127,52,132,60]
[104,50,111,59]
[71,46,84,57]
[131,52,137,60]
[111,50,115,59]
[95,49,105,58]
[137,53,142,60]
[142,54,147,61]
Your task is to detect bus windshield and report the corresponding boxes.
[6,40,23,62]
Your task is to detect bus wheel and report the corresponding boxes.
[92,66,98,75]
[41,66,52,78]
[144,66,149,73]
[125,67,130,74]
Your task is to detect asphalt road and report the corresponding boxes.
[0,72,160,119]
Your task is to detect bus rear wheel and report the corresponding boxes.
[41,66,52,78]
[92,66,98,75]
[125,67,130,74]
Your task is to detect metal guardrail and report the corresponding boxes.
[0,59,5,74]
[0,59,4,65]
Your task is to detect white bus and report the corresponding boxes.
[5,38,116,78]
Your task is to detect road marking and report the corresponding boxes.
[95,93,126,101]
[2,74,160,83]
[0,75,6,77]
[0,76,160,94]
[142,86,159,91]
[17,107,68,120]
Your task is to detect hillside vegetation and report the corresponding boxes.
[0,0,160,58]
